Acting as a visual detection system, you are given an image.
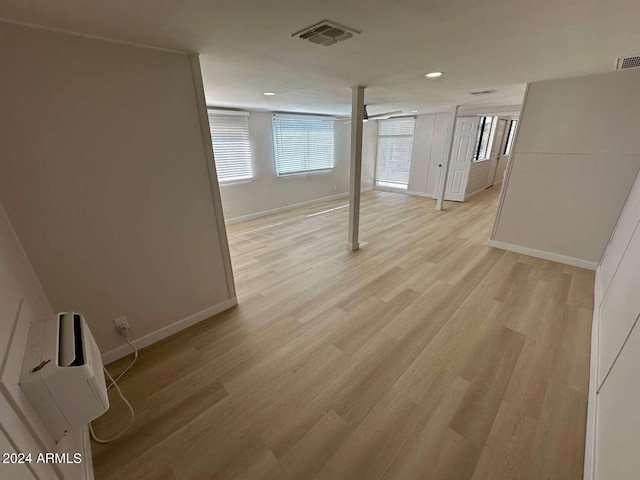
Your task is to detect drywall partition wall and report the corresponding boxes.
[0,22,235,360]
[218,114,377,222]
[492,68,640,268]
[0,202,88,480]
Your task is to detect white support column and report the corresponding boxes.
[347,85,365,251]
[435,105,460,211]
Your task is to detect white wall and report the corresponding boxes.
[219,114,377,221]
[0,202,87,480]
[0,22,235,358]
[587,169,640,479]
[466,158,491,198]
[492,68,640,267]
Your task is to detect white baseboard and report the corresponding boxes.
[583,265,601,480]
[486,240,598,270]
[464,188,486,200]
[224,188,373,225]
[101,297,238,364]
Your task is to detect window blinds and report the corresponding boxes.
[272,115,335,176]
[376,117,416,188]
[207,111,254,182]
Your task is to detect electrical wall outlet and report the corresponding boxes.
[114,316,130,335]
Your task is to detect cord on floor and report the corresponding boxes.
[89,336,138,443]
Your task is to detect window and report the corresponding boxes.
[208,111,254,183]
[473,116,496,162]
[503,119,518,155]
[375,117,416,189]
[272,115,335,176]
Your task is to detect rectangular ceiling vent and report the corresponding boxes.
[292,20,360,47]
[616,55,640,70]
[469,89,497,96]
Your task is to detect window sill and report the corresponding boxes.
[219,178,254,186]
[276,169,334,178]
[375,183,409,192]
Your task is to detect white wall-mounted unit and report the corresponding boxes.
[20,312,109,443]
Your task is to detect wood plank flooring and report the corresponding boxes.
[92,187,594,480]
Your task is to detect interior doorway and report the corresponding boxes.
[486,118,509,188]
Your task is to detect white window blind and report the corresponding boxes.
[272,115,335,176]
[207,111,254,182]
[376,117,416,189]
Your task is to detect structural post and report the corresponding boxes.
[435,105,460,211]
[347,85,365,251]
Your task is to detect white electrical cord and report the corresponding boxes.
[89,335,138,444]
[107,335,138,391]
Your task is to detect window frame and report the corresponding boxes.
[375,117,416,190]
[473,116,497,163]
[272,114,336,177]
[207,109,254,184]
[503,119,518,155]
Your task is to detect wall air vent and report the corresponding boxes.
[616,55,640,70]
[469,90,497,96]
[292,20,360,47]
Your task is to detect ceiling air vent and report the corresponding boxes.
[292,20,360,46]
[469,89,497,96]
[616,55,640,70]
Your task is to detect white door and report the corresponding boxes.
[486,118,508,188]
[445,117,479,202]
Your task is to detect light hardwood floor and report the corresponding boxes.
[92,187,594,480]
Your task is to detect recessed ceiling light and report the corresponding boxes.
[263,92,276,96]
[425,72,443,78]
[411,110,419,113]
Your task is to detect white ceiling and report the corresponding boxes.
[2,0,639,116]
